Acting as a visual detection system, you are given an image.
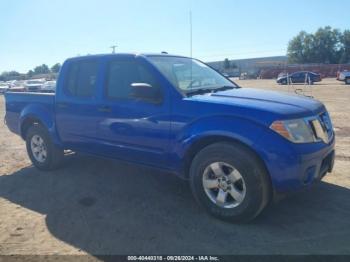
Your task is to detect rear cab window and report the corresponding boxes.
[65,59,99,98]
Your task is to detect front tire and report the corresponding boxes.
[26,124,64,170]
[189,142,271,223]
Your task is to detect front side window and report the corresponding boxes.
[147,56,237,94]
[65,60,98,97]
[106,60,160,99]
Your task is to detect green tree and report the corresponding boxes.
[224,58,231,70]
[27,70,34,78]
[34,64,50,75]
[287,31,320,63]
[0,71,21,81]
[287,26,345,64]
[51,63,61,73]
[313,26,341,63]
[339,30,350,63]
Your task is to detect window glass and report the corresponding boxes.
[65,60,98,97]
[106,60,159,99]
[66,63,79,95]
[147,56,236,92]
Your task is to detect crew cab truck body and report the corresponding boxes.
[4,53,335,222]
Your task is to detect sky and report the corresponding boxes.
[1,0,349,73]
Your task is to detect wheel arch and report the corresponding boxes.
[20,116,45,139]
[19,106,61,146]
[182,135,271,183]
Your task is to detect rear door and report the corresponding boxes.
[55,58,102,151]
[94,56,171,167]
[292,72,305,83]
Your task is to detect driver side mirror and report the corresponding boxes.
[130,83,162,104]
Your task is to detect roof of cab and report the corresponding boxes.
[65,52,189,62]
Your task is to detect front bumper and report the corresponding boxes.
[255,128,335,193]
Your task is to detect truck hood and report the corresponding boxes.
[187,88,325,122]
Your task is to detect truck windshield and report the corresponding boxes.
[147,56,238,95]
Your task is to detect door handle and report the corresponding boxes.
[57,103,69,109]
[97,106,112,113]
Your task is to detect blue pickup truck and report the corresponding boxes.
[4,53,335,222]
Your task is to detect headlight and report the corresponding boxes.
[270,119,315,143]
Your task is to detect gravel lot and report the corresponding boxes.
[0,79,349,256]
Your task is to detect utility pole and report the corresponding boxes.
[110,45,117,54]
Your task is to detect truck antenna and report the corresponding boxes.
[189,10,193,58]
[189,10,193,90]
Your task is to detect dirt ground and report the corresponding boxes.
[0,78,349,257]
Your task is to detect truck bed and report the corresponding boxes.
[4,92,55,136]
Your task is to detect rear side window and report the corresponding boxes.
[106,60,159,99]
[65,60,99,97]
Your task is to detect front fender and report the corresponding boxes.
[170,115,268,171]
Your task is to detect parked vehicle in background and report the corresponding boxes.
[222,72,239,78]
[4,53,335,222]
[41,81,56,93]
[277,72,287,79]
[239,72,248,80]
[239,72,258,80]
[0,82,9,93]
[7,80,19,88]
[24,79,45,92]
[337,70,350,85]
[6,80,26,92]
[8,86,26,92]
[277,71,321,85]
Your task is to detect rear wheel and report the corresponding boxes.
[346,78,350,85]
[189,142,271,223]
[26,124,64,170]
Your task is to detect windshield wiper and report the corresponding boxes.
[186,88,214,96]
[211,85,236,92]
[186,85,238,97]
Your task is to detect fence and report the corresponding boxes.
[259,64,350,79]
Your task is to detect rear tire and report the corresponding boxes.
[26,124,64,170]
[346,78,350,85]
[189,142,271,223]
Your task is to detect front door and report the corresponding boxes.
[95,56,171,168]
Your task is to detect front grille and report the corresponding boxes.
[309,112,334,144]
[319,112,333,140]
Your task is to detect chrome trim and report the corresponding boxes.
[305,112,333,144]
[311,119,329,144]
